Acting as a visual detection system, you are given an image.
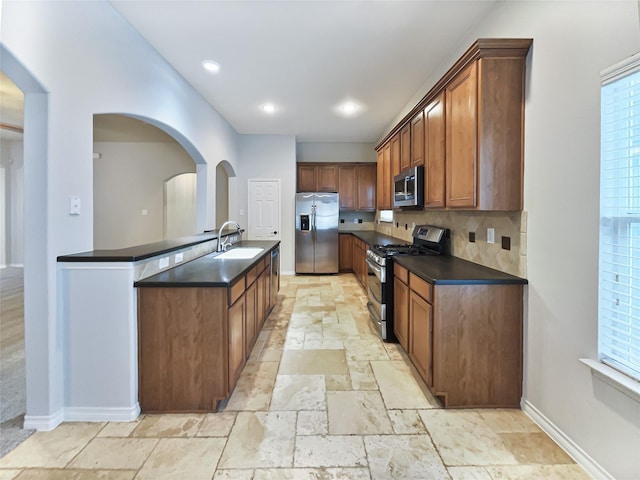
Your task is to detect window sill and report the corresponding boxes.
[579,358,640,403]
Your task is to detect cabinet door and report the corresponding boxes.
[410,111,424,167]
[317,165,338,192]
[383,143,392,209]
[400,124,411,172]
[297,165,317,192]
[394,277,409,351]
[446,62,477,208]
[356,164,376,211]
[339,165,356,210]
[376,149,385,210]
[258,269,269,327]
[409,290,433,386]
[339,234,353,272]
[390,133,401,179]
[424,93,446,208]
[245,281,257,356]
[228,296,245,388]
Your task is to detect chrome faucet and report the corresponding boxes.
[216,221,244,252]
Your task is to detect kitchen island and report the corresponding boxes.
[135,241,280,412]
[56,233,275,423]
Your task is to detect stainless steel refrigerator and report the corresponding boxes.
[295,192,339,274]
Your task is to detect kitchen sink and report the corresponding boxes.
[210,247,264,260]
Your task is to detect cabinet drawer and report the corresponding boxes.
[246,265,258,286]
[229,276,246,305]
[394,263,409,284]
[409,273,432,303]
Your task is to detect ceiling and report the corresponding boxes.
[2,1,501,144]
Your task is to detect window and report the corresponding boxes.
[599,52,640,382]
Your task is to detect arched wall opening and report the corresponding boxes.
[215,160,237,227]
[1,45,56,427]
[93,114,201,249]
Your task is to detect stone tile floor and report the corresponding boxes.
[0,274,591,479]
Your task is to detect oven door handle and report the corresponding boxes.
[365,257,385,283]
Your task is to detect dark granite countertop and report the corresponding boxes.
[57,233,222,263]
[393,255,527,285]
[339,230,405,246]
[134,241,280,288]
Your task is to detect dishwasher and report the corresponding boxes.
[270,247,280,307]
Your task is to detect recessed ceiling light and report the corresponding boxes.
[341,102,359,114]
[335,100,363,117]
[260,103,277,114]
[201,60,221,73]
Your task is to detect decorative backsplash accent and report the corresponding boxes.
[375,210,527,278]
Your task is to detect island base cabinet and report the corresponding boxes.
[137,287,228,413]
[432,284,523,408]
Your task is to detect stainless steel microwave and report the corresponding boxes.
[393,166,424,208]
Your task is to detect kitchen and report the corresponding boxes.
[0,1,639,479]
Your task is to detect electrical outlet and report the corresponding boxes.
[469,231,476,243]
[159,257,169,269]
[175,252,184,263]
[501,236,511,250]
[487,228,495,244]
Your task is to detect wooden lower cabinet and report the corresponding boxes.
[339,233,353,272]
[245,280,257,355]
[393,275,409,351]
[352,238,367,289]
[137,251,277,413]
[394,266,523,408]
[409,290,432,387]
[228,295,245,387]
[137,287,228,412]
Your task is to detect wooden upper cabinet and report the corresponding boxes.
[390,133,401,179]
[297,164,337,192]
[424,93,446,208]
[317,165,338,191]
[445,62,477,208]
[375,39,530,211]
[356,163,376,211]
[297,165,317,192]
[376,144,392,210]
[400,124,411,172]
[410,111,424,167]
[338,165,356,210]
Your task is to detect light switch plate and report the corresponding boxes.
[69,196,81,215]
[159,257,169,269]
[174,252,184,263]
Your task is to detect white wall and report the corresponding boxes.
[93,141,196,249]
[1,1,240,425]
[297,142,376,163]
[237,135,296,274]
[388,2,640,478]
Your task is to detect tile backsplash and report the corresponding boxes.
[339,211,376,231]
[376,210,527,278]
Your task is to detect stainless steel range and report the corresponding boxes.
[366,225,449,342]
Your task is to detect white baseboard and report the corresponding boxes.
[281,270,296,276]
[64,404,141,423]
[24,409,64,431]
[10,263,24,268]
[521,400,614,480]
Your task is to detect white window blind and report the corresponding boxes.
[599,52,640,382]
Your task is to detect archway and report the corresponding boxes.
[215,160,237,228]
[1,45,56,431]
[93,114,198,248]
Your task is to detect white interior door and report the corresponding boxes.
[248,179,280,240]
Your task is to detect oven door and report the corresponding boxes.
[366,257,387,337]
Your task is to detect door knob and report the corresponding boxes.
[272,231,278,234]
